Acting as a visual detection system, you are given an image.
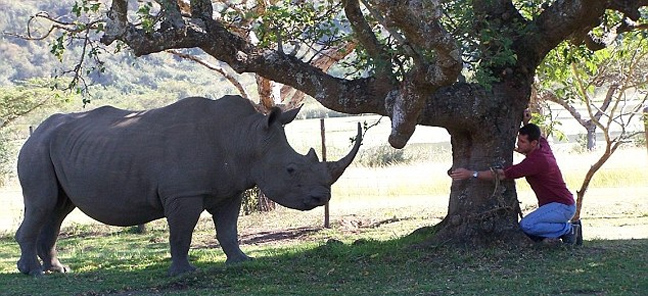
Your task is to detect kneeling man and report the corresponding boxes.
[449,114,579,244]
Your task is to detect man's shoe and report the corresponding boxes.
[573,220,583,246]
[561,222,580,245]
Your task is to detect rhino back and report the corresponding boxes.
[31,96,259,225]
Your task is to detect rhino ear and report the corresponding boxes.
[266,107,283,128]
[279,105,302,125]
[265,105,301,128]
[306,148,319,162]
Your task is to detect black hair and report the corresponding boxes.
[519,123,541,142]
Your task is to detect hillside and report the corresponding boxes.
[0,0,246,102]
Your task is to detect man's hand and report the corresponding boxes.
[523,109,532,125]
[449,168,472,181]
[449,167,505,181]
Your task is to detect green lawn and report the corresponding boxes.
[1,204,646,296]
[1,222,646,295]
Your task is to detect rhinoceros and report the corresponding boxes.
[15,95,362,276]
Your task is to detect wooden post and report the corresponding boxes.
[644,106,648,154]
[320,118,330,228]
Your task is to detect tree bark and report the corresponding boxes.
[586,124,597,151]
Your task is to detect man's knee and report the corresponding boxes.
[519,218,533,233]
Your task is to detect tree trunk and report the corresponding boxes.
[422,84,533,246]
[434,131,528,245]
[586,123,597,151]
[644,107,648,151]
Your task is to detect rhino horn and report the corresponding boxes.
[327,122,362,184]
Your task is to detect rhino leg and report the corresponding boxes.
[207,194,251,265]
[16,209,46,276]
[37,195,75,273]
[16,179,60,276]
[164,196,204,276]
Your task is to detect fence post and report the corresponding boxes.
[644,106,648,154]
[320,118,330,228]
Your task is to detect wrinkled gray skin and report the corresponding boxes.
[16,95,361,276]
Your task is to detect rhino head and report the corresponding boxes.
[251,106,362,210]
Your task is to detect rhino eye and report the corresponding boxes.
[287,165,296,175]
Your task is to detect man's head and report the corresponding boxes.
[516,123,541,155]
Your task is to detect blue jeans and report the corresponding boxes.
[519,202,576,238]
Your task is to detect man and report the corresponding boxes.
[449,111,580,245]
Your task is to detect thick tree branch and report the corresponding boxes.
[529,0,648,63]
[156,0,186,30]
[610,0,648,21]
[101,0,128,45]
[281,42,358,110]
[617,18,648,33]
[376,1,461,87]
[367,0,463,148]
[190,0,213,19]
[343,0,393,81]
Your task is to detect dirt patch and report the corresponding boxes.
[192,226,323,250]
[192,216,413,249]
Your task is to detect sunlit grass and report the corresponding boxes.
[334,162,451,198]
[333,146,647,202]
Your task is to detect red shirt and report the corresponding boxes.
[504,137,574,206]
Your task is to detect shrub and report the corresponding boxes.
[0,133,9,186]
[241,186,276,215]
[356,145,412,167]
[630,131,646,148]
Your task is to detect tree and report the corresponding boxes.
[0,78,72,185]
[18,0,648,246]
[0,78,71,129]
[535,33,648,151]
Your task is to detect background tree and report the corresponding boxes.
[533,33,648,222]
[534,32,648,151]
[0,79,70,129]
[0,78,72,185]
[15,0,648,246]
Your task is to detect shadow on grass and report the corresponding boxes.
[0,228,646,295]
[192,226,324,250]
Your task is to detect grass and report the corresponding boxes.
[0,218,646,295]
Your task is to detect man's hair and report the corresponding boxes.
[519,123,541,142]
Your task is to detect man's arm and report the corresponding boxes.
[448,167,505,181]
